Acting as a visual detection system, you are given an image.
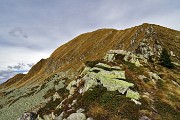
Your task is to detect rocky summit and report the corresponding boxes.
[0,23,180,120]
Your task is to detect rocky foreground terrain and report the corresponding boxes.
[0,23,180,120]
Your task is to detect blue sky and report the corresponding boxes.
[0,0,180,84]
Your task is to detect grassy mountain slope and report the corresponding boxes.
[0,23,180,120]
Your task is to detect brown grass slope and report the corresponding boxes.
[0,74,25,89]
[0,58,47,89]
[1,23,180,89]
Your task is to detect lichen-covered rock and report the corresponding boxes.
[101,78,133,91]
[95,63,122,70]
[67,113,86,120]
[53,92,61,101]
[104,50,146,66]
[66,80,76,91]
[103,53,115,62]
[126,89,140,100]
[66,80,77,95]
[81,63,130,93]
[139,39,154,59]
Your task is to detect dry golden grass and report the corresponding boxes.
[109,115,122,120]
[87,103,109,120]
[0,73,25,89]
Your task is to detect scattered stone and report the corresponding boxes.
[131,99,141,105]
[172,62,180,67]
[139,75,147,80]
[135,59,142,67]
[66,80,77,91]
[55,112,64,120]
[37,115,44,120]
[139,75,149,82]
[51,112,55,119]
[103,53,115,62]
[53,92,61,101]
[172,80,180,87]
[76,108,85,113]
[67,113,86,120]
[68,104,72,108]
[148,72,161,80]
[43,114,52,120]
[72,99,77,106]
[79,88,83,94]
[18,112,37,120]
[139,116,151,120]
[170,51,175,57]
[87,117,94,120]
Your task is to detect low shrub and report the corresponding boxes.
[156,79,164,89]
[79,85,107,107]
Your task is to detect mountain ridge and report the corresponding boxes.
[1,23,180,88]
[0,23,180,120]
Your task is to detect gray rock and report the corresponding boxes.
[43,114,52,120]
[55,116,63,120]
[148,72,161,80]
[18,112,37,120]
[104,53,115,62]
[139,116,151,120]
[53,92,61,101]
[170,51,175,57]
[55,112,64,120]
[87,117,93,120]
[131,99,141,105]
[76,108,85,113]
[138,75,147,80]
[67,113,86,120]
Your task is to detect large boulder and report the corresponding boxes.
[81,63,131,93]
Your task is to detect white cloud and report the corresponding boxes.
[0,46,50,70]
